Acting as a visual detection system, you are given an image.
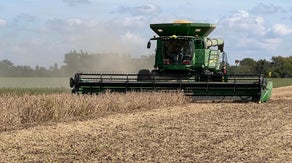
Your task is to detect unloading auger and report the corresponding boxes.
[70,20,272,103]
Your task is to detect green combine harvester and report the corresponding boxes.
[70,20,272,103]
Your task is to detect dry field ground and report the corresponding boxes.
[0,87,291,162]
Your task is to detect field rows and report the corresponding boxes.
[0,81,291,162]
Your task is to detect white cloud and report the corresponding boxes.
[118,4,161,16]
[38,17,149,58]
[112,16,148,28]
[230,36,281,51]
[214,10,291,62]
[257,38,282,51]
[43,18,88,34]
[218,10,270,36]
[121,32,144,43]
[272,24,292,36]
[14,14,36,23]
[120,32,147,55]
[0,19,7,26]
[67,18,83,26]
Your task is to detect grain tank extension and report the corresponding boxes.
[70,21,272,103]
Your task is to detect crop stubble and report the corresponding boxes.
[0,87,291,162]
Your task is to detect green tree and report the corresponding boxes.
[253,59,270,76]
[0,59,14,76]
[239,58,257,66]
[229,58,258,75]
[271,56,292,78]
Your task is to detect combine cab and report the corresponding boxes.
[70,21,272,103]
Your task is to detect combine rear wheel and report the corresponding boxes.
[137,69,151,81]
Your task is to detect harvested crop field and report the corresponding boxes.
[0,86,291,162]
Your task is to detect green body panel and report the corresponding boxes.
[193,49,220,69]
[205,50,220,69]
[260,80,273,103]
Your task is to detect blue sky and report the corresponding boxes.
[0,0,292,67]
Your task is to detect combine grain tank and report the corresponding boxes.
[70,20,272,103]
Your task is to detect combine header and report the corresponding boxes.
[70,20,272,103]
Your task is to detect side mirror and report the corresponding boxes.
[147,41,151,49]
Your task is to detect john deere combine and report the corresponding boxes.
[70,21,272,103]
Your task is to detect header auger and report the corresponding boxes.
[70,20,272,103]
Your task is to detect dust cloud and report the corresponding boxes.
[75,53,155,74]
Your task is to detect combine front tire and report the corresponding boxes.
[69,77,75,88]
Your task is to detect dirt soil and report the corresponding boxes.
[0,86,291,162]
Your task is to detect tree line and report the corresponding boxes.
[228,56,292,78]
[0,50,291,78]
